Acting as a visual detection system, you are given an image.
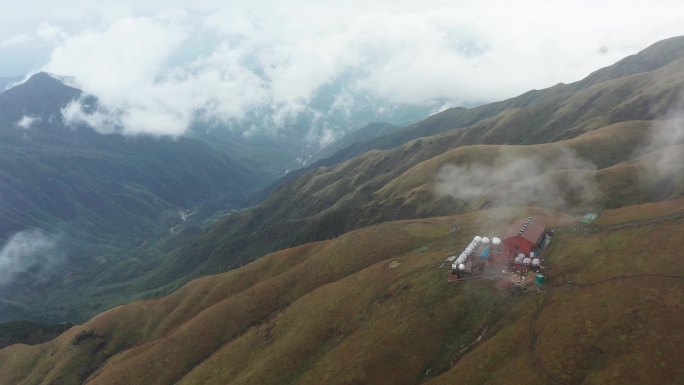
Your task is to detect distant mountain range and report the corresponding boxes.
[0,73,268,321]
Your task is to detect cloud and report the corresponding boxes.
[646,119,684,179]
[51,17,279,136]
[636,112,684,195]
[36,23,67,43]
[1,33,33,47]
[15,115,41,129]
[4,0,675,140]
[0,229,58,286]
[435,147,600,212]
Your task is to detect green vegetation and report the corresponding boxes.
[0,321,72,349]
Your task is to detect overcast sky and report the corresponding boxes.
[2,0,684,137]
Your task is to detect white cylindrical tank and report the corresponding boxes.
[452,262,459,271]
[532,258,541,267]
[474,236,482,243]
[458,263,466,271]
[482,237,490,244]
[492,237,501,245]
[523,257,532,265]
[514,255,524,264]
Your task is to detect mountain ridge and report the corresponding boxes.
[299,35,684,169]
[148,36,684,290]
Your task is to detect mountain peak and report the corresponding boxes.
[10,71,76,93]
[23,71,60,85]
[0,71,81,122]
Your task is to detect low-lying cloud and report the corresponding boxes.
[637,115,684,195]
[435,147,599,212]
[2,0,675,140]
[0,229,58,286]
[647,119,684,176]
[15,115,41,129]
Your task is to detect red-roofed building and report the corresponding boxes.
[502,217,546,263]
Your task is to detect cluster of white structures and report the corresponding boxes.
[514,252,542,268]
[447,235,501,272]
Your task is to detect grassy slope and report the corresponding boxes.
[2,199,683,385]
[367,120,684,215]
[0,207,568,385]
[163,52,684,286]
[160,118,683,292]
[426,199,684,385]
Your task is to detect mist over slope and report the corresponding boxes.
[142,36,684,291]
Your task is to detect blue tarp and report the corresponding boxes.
[480,245,490,259]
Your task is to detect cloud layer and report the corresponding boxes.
[2,0,684,139]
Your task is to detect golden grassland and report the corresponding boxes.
[1,199,683,385]
[427,204,684,385]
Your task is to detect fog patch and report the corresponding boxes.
[15,115,41,129]
[0,229,59,285]
[639,118,684,183]
[435,147,599,212]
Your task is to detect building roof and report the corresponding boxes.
[502,217,546,244]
